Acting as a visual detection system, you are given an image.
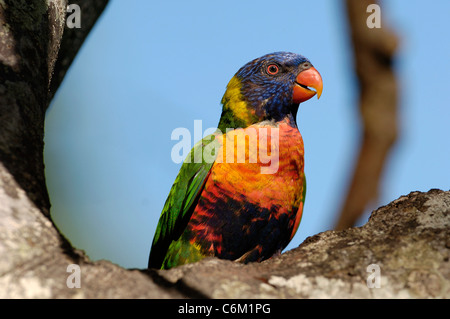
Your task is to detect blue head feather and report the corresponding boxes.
[219,52,313,130]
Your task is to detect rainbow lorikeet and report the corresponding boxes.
[148,52,323,269]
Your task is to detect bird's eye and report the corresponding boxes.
[266,64,279,75]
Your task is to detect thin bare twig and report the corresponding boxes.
[335,0,399,230]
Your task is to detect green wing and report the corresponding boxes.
[148,132,220,268]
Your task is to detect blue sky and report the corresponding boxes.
[44,0,450,269]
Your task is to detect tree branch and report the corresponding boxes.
[335,0,399,230]
[49,0,109,100]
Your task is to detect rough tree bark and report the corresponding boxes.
[335,0,399,230]
[0,0,110,217]
[0,1,448,299]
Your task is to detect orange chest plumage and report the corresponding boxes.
[187,119,306,262]
[210,121,304,211]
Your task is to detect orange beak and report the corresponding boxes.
[292,67,323,104]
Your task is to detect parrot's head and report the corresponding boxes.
[219,52,322,130]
